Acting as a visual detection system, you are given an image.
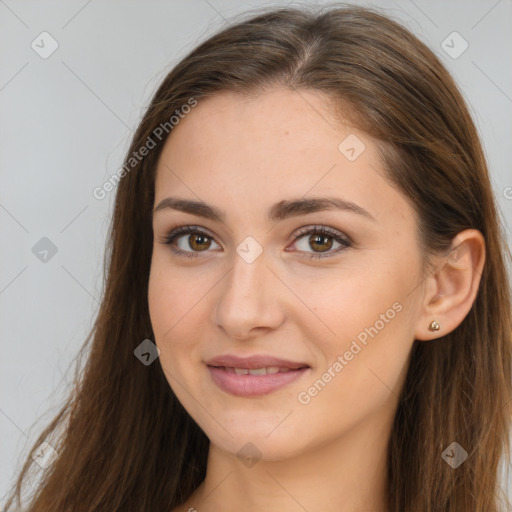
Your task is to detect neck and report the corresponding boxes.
[179,404,394,512]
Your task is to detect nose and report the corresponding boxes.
[214,248,286,340]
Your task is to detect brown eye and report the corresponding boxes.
[163,226,221,257]
[308,234,334,253]
[187,234,212,251]
[292,225,352,259]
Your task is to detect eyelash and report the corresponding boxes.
[161,225,353,260]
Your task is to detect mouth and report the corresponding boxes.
[206,364,310,397]
[209,365,308,374]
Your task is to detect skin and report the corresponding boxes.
[148,88,485,512]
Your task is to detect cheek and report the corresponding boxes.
[289,288,412,444]
[148,254,206,341]
[289,258,416,399]
[288,262,403,349]
[148,260,173,342]
[148,251,233,425]
[148,258,211,379]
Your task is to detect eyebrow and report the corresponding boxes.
[153,196,376,223]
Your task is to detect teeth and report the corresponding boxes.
[226,366,297,375]
[248,368,266,375]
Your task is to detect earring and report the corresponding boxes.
[428,320,441,332]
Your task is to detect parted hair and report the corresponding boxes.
[5,4,512,511]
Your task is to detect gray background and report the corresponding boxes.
[1,0,511,506]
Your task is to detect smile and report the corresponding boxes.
[207,365,310,397]
[219,366,297,375]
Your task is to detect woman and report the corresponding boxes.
[5,4,511,511]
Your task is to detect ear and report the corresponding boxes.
[414,229,486,341]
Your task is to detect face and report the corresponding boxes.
[148,88,426,461]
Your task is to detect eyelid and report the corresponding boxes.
[164,224,215,240]
[291,225,352,244]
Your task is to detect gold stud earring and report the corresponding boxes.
[428,320,441,332]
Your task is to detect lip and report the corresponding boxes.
[207,365,310,397]
[205,354,311,398]
[205,354,310,370]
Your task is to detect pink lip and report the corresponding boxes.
[207,366,310,397]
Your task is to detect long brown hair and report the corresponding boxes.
[5,4,511,511]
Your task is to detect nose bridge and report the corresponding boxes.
[235,248,267,294]
[214,245,284,337]
[223,248,269,311]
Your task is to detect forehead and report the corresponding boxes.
[153,88,411,228]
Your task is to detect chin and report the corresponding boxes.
[202,415,310,462]
[213,433,303,463]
